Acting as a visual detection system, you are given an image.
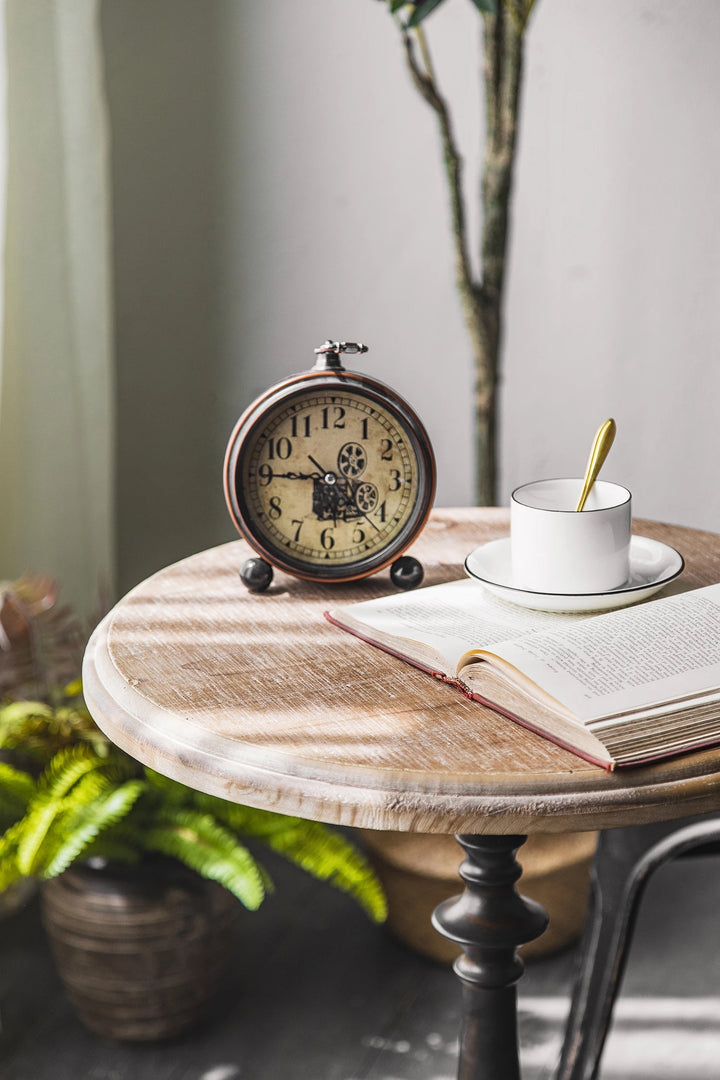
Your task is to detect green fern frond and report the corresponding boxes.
[192,794,297,838]
[16,800,66,875]
[0,701,54,749]
[0,697,386,923]
[142,808,266,910]
[191,793,386,921]
[0,700,54,725]
[0,819,27,890]
[144,768,194,806]
[0,761,35,822]
[84,819,154,865]
[0,699,109,761]
[265,820,387,923]
[68,769,116,802]
[63,678,83,699]
[42,779,146,879]
[15,746,111,874]
[22,770,116,860]
[36,745,106,797]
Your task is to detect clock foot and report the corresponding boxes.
[390,556,424,590]
[240,557,274,593]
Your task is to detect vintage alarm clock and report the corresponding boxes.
[223,340,436,591]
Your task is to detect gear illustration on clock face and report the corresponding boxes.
[310,444,378,523]
[353,482,378,513]
[337,442,367,478]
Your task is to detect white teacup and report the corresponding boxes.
[511,478,632,594]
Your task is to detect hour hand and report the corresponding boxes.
[271,470,320,480]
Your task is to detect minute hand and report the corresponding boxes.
[308,455,331,476]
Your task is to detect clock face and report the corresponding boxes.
[224,372,435,581]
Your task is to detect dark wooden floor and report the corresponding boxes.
[2,843,720,1079]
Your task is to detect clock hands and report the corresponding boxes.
[261,453,382,536]
[260,457,332,482]
[270,470,322,481]
[308,455,336,484]
[302,455,380,534]
[359,511,380,534]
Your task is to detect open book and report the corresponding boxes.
[325,579,720,770]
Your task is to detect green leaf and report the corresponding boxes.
[15,746,118,875]
[0,761,35,820]
[41,779,145,879]
[192,795,298,839]
[389,0,409,12]
[0,820,26,890]
[63,678,83,698]
[142,808,267,910]
[0,701,54,728]
[0,698,111,762]
[37,745,107,797]
[191,795,386,921]
[144,768,194,806]
[407,0,447,27]
[0,701,53,750]
[469,0,498,13]
[265,820,387,923]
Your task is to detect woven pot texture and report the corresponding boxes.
[41,860,239,1041]
[358,830,597,964]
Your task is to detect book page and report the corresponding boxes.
[484,583,720,723]
[328,579,584,674]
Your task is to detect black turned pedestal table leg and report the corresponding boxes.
[432,835,549,1080]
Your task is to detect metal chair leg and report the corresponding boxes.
[556,814,720,1080]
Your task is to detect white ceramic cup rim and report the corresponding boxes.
[511,478,631,514]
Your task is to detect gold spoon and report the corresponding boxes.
[575,418,617,511]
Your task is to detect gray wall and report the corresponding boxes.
[503,1,720,536]
[102,0,720,596]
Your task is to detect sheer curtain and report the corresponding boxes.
[0,0,114,615]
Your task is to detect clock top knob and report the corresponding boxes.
[313,340,368,372]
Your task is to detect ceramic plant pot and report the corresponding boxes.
[40,859,239,1041]
[359,830,597,964]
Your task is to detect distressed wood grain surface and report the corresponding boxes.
[83,509,720,833]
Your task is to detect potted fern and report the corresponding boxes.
[0,579,386,1041]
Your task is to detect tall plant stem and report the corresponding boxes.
[401,3,532,505]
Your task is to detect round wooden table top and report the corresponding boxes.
[83,509,720,835]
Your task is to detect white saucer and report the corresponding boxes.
[464,536,684,613]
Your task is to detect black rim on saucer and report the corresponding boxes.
[463,537,685,599]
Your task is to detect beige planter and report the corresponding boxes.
[359,830,597,964]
